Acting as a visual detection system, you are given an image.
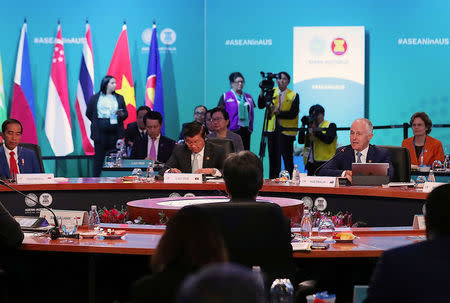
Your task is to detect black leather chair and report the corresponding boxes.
[206,138,235,157]
[185,202,295,289]
[0,143,45,173]
[378,145,411,182]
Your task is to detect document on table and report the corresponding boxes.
[291,242,311,251]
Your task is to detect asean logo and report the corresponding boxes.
[331,38,347,55]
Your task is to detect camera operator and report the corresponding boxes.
[258,71,299,179]
[298,104,337,175]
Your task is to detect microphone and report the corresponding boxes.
[313,146,347,176]
[0,179,62,240]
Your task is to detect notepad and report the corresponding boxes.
[291,242,311,251]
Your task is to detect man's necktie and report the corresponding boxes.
[192,153,199,173]
[356,152,362,163]
[10,151,18,178]
[148,139,156,160]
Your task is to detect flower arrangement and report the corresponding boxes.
[99,206,128,224]
[311,210,353,228]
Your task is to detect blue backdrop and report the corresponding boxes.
[1,0,448,177]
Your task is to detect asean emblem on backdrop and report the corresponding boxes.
[331,37,347,55]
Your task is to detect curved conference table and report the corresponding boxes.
[1,177,427,226]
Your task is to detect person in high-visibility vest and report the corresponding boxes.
[298,104,337,176]
[258,72,299,179]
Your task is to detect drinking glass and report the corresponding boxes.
[279,170,290,182]
[61,216,78,235]
[317,217,335,238]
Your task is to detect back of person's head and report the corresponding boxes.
[309,104,325,118]
[176,263,266,303]
[1,118,23,134]
[143,110,163,125]
[223,151,263,200]
[184,121,206,139]
[425,184,450,238]
[151,206,228,273]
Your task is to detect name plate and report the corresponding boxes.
[121,159,152,168]
[16,173,55,184]
[299,176,337,188]
[422,182,446,193]
[164,173,203,184]
[412,214,426,230]
[40,209,88,226]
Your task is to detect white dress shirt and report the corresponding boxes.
[4,146,20,173]
[147,134,161,159]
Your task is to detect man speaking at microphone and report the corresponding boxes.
[317,118,394,182]
[0,119,41,180]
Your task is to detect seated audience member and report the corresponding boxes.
[178,105,207,140]
[401,112,445,168]
[0,119,41,179]
[317,118,394,182]
[207,107,244,153]
[0,201,24,249]
[176,263,266,303]
[130,111,175,163]
[204,109,214,134]
[364,184,450,303]
[129,206,228,303]
[163,121,226,176]
[187,151,295,288]
[124,106,151,149]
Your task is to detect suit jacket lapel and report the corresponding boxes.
[203,143,212,167]
[366,145,375,163]
[0,146,10,178]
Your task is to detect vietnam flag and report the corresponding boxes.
[107,23,136,128]
[11,22,38,144]
[45,23,74,156]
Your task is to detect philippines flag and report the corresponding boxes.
[145,23,165,134]
[45,23,74,156]
[75,22,95,155]
[11,21,38,144]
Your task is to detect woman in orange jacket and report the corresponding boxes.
[402,112,445,168]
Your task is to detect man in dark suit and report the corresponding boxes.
[164,121,225,176]
[124,106,151,150]
[187,151,295,288]
[0,119,41,180]
[130,111,175,163]
[317,118,394,182]
[364,184,450,303]
[177,105,207,141]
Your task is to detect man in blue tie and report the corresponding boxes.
[0,119,41,180]
[317,118,393,182]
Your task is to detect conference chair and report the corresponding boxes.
[378,145,411,182]
[185,202,295,289]
[0,143,45,173]
[206,138,235,157]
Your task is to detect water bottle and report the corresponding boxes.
[146,160,155,181]
[427,169,435,182]
[292,164,300,184]
[270,278,294,303]
[300,209,312,238]
[88,205,100,230]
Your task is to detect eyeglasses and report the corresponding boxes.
[194,111,205,115]
[233,80,244,84]
[211,117,224,122]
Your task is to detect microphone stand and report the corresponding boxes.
[0,179,64,240]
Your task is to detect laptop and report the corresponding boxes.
[352,163,389,185]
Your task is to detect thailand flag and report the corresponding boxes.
[45,23,74,156]
[11,22,38,144]
[75,22,95,155]
[145,23,165,134]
